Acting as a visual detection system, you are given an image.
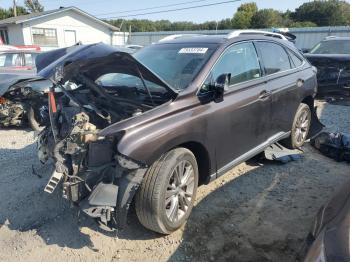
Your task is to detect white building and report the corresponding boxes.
[0,6,128,51]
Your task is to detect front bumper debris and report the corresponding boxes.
[81,182,119,224]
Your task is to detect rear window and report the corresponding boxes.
[255,42,291,75]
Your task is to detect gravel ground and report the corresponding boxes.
[0,100,349,262]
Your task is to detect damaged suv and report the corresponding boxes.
[37,34,319,234]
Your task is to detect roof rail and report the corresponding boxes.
[226,30,288,40]
[324,35,338,40]
[158,34,205,42]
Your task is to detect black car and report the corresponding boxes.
[304,37,350,97]
[304,178,350,261]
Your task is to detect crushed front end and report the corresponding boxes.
[39,107,148,227]
[36,43,175,228]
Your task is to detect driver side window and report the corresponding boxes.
[201,42,261,93]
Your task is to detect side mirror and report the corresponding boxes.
[198,73,230,104]
[212,73,230,103]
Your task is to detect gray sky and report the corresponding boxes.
[1,0,349,22]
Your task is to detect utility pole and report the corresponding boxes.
[13,0,17,17]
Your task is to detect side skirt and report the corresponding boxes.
[209,131,291,182]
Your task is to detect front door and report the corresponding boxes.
[64,30,76,47]
[201,42,272,172]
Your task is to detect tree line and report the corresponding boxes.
[0,0,349,32]
[0,0,43,20]
[107,1,350,32]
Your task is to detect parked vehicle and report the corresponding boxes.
[0,70,50,130]
[35,33,320,234]
[0,50,40,70]
[303,179,350,261]
[304,37,350,97]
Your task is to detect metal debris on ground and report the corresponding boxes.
[263,143,303,164]
[312,132,350,163]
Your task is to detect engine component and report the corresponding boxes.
[0,100,26,127]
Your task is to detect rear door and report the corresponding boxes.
[254,41,302,135]
[201,41,272,171]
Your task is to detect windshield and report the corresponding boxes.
[310,40,350,54]
[133,43,218,90]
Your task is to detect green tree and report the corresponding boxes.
[232,2,258,29]
[289,21,317,28]
[218,18,233,30]
[292,0,350,26]
[250,9,284,28]
[25,0,44,13]
[0,5,29,20]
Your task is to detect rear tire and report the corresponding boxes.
[135,148,198,234]
[283,103,311,149]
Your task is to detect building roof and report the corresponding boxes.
[0,6,119,31]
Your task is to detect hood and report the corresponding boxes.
[36,43,177,95]
[0,70,37,96]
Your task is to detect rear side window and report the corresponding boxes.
[288,50,303,68]
[255,42,291,75]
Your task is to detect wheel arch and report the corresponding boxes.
[301,95,314,110]
[116,140,212,229]
[177,141,212,185]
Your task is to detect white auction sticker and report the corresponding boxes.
[178,48,208,54]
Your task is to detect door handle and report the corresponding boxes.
[259,90,271,100]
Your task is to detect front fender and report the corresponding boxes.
[117,127,208,166]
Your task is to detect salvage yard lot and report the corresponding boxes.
[0,100,349,262]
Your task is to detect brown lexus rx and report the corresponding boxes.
[36,33,318,234]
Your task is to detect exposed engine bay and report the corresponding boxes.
[36,45,176,227]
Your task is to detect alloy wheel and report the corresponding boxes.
[294,109,310,144]
[165,160,195,223]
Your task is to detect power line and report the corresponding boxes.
[96,0,209,17]
[99,0,241,19]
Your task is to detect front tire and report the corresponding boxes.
[284,103,311,149]
[135,148,198,234]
